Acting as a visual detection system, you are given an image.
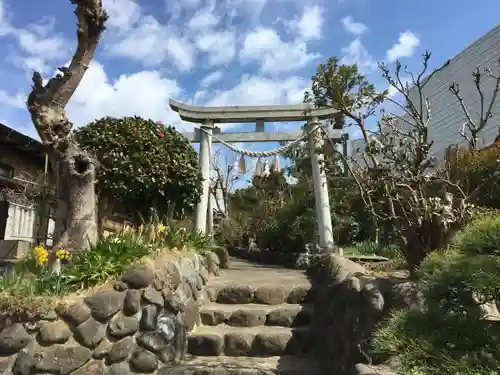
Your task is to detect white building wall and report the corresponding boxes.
[348,24,500,163]
[416,24,500,160]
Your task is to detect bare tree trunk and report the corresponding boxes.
[26,0,107,251]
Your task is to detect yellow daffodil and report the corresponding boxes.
[55,249,71,261]
[33,245,49,265]
[158,224,166,232]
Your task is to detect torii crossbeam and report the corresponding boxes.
[169,99,343,252]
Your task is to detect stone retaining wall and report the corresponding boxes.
[308,254,420,375]
[0,250,220,375]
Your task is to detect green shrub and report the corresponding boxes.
[422,255,500,315]
[416,247,464,280]
[447,142,500,209]
[373,215,500,375]
[451,214,500,256]
[373,308,500,375]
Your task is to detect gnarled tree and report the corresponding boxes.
[26,0,107,250]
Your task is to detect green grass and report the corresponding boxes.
[343,241,403,260]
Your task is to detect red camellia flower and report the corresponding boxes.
[158,132,165,138]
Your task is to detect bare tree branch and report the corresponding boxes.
[449,58,500,150]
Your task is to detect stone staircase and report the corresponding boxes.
[166,258,319,374]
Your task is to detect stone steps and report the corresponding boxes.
[160,355,320,375]
[184,258,319,374]
[200,303,313,327]
[205,284,314,305]
[188,324,312,357]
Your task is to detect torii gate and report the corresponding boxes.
[169,99,342,252]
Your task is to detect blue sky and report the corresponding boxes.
[0,0,499,187]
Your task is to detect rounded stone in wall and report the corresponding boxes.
[84,291,125,321]
[108,313,139,339]
[38,320,71,345]
[121,264,154,289]
[123,289,141,316]
[130,348,158,373]
[217,286,254,304]
[107,337,135,365]
[56,301,91,327]
[140,305,159,331]
[74,318,106,348]
[0,323,33,355]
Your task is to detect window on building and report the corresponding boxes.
[0,163,14,179]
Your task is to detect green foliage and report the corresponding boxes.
[220,170,373,263]
[422,255,500,315]
[451,214,500,256]
[73,116,202,219]
[373,214,500,375]
[415,247,464,280]
[343,241,402,260]
[304,56,386,115]
[373,308,500,375]
[447,142,500,208]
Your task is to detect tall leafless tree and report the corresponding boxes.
[210,150,250,217]
[26,0,108,251]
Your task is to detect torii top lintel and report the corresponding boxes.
[169,99,339,124]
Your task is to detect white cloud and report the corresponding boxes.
[16,28,69,61]
[3,16,71,75]
[341,38,377,74]
[67,61,185,129]
[0,90,25,109]
[9,56,49,75]
[195,30,236,66]
[166,37,197,70]
[188,5,219,30]
[286,5,324,41]
[200,70,223,88]
[106,2,235,70]
[386,31,420,62]
[206,75,308,108]
[108,15,196,71]
[102,0,141,29]
[226,0,269,19]
[0,0,12,36]
[240,27,320,74]
[341,16,367,36]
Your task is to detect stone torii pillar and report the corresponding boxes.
[308,117,334,250]
[195,120,213,233]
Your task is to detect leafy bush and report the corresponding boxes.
[451,214,500,256]
[74,116,202,221]
[447,142,500,209]
[373,308,500,375]
[372,214,500,375]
